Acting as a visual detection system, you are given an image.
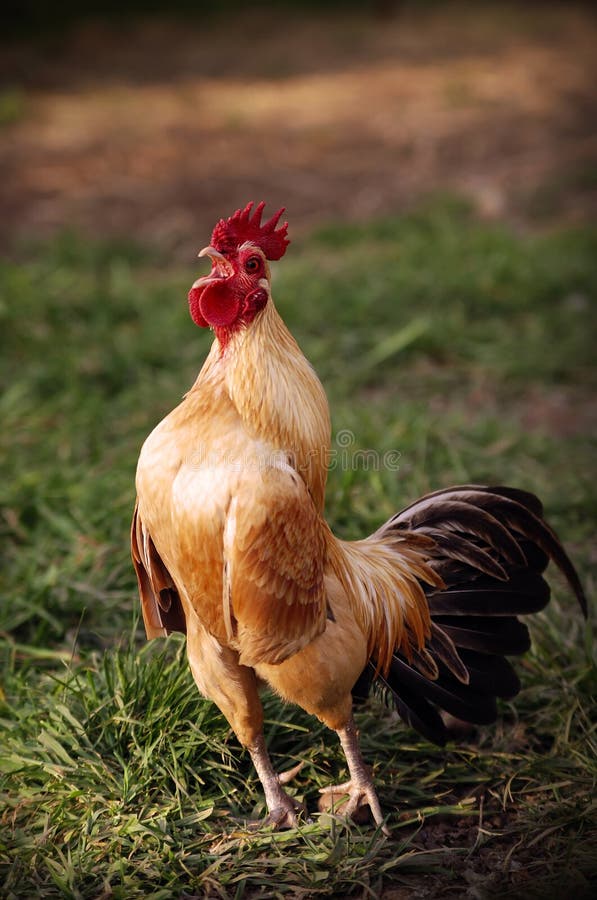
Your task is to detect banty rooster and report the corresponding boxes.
[132,202,586,834]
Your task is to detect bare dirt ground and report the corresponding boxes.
[0,3,596,258]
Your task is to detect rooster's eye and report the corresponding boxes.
[245,256,261,273]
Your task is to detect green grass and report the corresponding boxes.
[1,198,595,897]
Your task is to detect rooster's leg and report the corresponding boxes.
[249,734,305,828]
[187,620,303,829]
[319,715,391,836]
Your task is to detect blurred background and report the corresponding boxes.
[1,0,596,255]
[1,3,596,896]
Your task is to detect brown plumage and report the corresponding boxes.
[132,202,586,833]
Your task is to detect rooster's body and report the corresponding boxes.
[132,202,585,832]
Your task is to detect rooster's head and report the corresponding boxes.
[188,201,289,339]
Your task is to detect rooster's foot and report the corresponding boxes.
[322,718,392,837]
[318,778,391,835]
[262,795,306,830]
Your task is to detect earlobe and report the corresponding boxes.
[244,288,269,318]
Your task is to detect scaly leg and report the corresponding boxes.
[319,715,391,836]
[186,618,304,829]
[248,734,305,828]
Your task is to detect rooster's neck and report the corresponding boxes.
[210,302,331,511]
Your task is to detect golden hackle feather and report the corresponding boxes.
[223,300,330,513]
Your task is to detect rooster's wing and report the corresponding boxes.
[223,462,328,666]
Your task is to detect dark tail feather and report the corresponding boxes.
[391,498,528,568]
[433,615,531,656]
[428,570,551,617]
[457,649,521,699]
[418,530,508,581]
[388,486,586,615]
[389,655,499,726]
[377,670,449,745]
[357,485,587,745]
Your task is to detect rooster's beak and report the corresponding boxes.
[198,246,234,278]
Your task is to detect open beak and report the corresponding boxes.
[197,245,234,280]
[190,246,239,329]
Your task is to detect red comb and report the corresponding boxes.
[210,201,289,261]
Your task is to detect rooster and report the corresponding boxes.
[132,201,586,834]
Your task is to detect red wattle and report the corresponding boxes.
[198,281,240,328]
[188,286,209,327]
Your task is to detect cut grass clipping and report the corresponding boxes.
[1,198,595,897]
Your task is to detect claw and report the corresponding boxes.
[318,779,392,835]
[263,800,303,830]
[247,794,307,831]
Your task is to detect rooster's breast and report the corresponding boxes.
[135,402,284,643]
